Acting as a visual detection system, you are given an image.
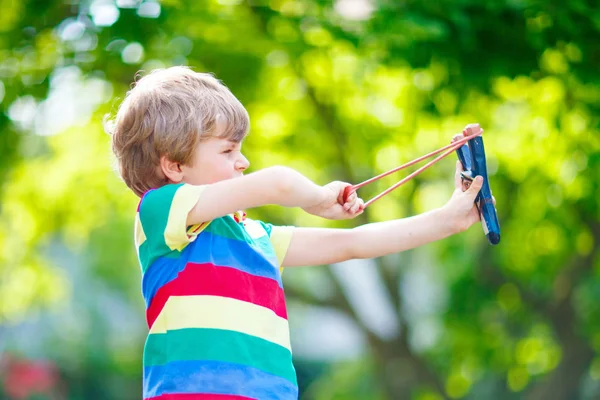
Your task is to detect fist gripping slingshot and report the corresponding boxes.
[342,124,501,245]
[454,125,501,245]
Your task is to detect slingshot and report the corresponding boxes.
[342,123,501,245]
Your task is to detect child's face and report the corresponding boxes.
[181,137,249,185]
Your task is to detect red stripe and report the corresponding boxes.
[146,262,287,328]
[190,223,206,234]
[146,394,255,400]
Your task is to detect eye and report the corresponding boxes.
[223,149,233,154]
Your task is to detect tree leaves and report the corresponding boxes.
[0,0,599,399]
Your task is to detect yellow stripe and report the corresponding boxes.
[270,226,294,268]
[164,184,208,251]
[150,296,291,350]
[134,213,146,247]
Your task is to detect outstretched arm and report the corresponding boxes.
[187,166,364,225]
[282,162,485,267]
[282,208,452,266]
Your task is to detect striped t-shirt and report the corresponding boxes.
[135,183,297,400]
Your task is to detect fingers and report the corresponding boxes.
[341,191,364,217]
[338,182,357,205]
[349,198,365,214]
[334,182,364,218]
[451,133,464,143]
[466,176,484,199]
[343,194,364,214]
[343,191,357,211]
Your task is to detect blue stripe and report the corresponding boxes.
[143,359,298,399]
[142,231,282,308]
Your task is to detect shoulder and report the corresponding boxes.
[138,183,186,213]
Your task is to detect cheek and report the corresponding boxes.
[208,158,236,180]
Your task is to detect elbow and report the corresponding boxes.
[265,166,300,203]
[270,166,295,190]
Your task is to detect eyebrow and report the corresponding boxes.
[221,140,239,149]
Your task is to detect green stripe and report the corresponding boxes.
[139,184,184,272]
[258,221,273,236]
[254,237,277,259]
[138,240,150,272]
[144,328,296,384]
[205,217,251,242]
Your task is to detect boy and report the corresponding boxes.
[108,66,485,400]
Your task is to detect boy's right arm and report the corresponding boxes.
[186,166,362,225]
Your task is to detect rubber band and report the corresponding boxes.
[343,130,483,208]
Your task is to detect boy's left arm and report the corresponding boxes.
[282,208,454,267]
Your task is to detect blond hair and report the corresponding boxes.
[106,66,249,197]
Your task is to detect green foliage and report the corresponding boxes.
[0,0,599,399]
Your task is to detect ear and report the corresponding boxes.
[160,155,184,183]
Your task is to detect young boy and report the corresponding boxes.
[108,66,485,400]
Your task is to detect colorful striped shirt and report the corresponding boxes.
[135,183,297,400]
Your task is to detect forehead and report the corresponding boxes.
[212,115,248,143]
[201,137,241,148]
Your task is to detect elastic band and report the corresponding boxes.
[344,130,482,208]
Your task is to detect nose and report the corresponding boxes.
[235,153,250,171]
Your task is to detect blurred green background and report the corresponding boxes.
[1,0,599,399]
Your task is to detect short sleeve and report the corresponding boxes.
[136,183,207,271]
[258,221,294,268]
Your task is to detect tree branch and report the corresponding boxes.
[477,220,599,400]
[526,220,600,400]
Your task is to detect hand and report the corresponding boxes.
[441,161,495,233]
[303,181,365,220]
[452,133,464,145]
